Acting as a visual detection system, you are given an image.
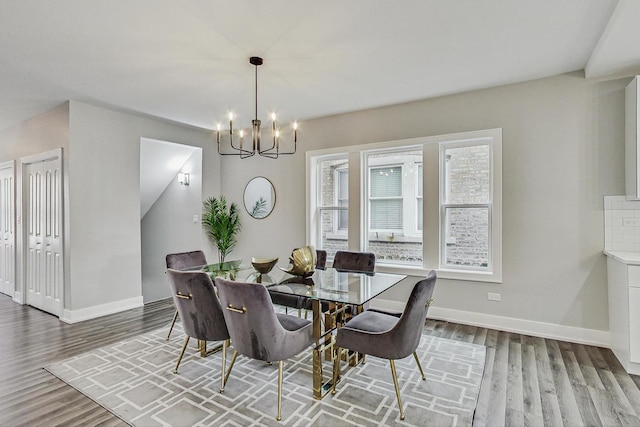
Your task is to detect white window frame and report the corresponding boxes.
[306,128,502,282]
[416,163,423,232]
[437,130,502,282]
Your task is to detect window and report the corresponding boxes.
[307,128,501,282]
[364,148,422,266]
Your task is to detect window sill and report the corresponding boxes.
[375,263,502,283]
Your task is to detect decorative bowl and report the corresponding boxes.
[251,257,278,274]
[278,245,316,277]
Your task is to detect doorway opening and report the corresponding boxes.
[140,138,202,303]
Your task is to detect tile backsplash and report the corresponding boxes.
[604,195,640,252]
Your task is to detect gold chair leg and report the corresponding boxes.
[276,360,283,421]
[223,349,238,389]
[219,339,229,393]
[389,360,405,420]
[166,310,179,341]
[331,347,342,395]
[413,351,426,380]
[173,335,190,374]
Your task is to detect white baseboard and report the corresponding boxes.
[59,296,144,324]
[371,299,610,348]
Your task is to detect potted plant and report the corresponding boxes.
[202,195,242,264]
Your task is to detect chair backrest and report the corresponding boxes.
[166,269,229,342]
[333,250,376,273]
[215,277,293,362]
[315,250,328,270]
[391,270,437,359]
[166,250,207,270]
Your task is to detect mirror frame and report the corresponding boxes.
[243,176,276,219]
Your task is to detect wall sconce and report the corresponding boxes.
[178,172,190,186]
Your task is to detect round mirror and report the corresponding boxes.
[244,176,276,219]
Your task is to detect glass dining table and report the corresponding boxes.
[185,259,413,399]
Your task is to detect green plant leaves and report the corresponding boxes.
[202,195,241,264]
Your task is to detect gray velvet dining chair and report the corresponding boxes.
[215,277,315,421]
[331,270,437,421]
[166,269,231,392]
[303,250,376,318]
[165,250,208,340]
[332,250,376,273]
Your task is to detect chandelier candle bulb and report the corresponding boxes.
[228,112,233,135]
[294,122,298,143]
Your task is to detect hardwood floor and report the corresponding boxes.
[0,293,639,426]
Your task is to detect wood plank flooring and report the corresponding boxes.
[0,294,639,426]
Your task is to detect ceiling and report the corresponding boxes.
[1,0,639,133]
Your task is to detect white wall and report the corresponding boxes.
[141,148,203,303]
[221,72,627,333]
[0,103,71,304]
[67,101,220,312]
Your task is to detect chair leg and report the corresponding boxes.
[173,335,190,374]
[219,339,229,393]
[276,360,283,421]
[413,351,426,380]
[331,347,342,395]
[222,349,238,391]
[166,310,179,341]
[389,360,405,420]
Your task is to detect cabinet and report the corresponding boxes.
[606,253,640,375]
[626,76,640,199]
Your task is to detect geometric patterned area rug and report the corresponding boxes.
[45,322,486,427]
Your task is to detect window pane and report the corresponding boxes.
[444,145,490,204]
[370,166,402,197]
[417,198,423,231]
[337,169,348,230]
[320,209,348,258]
[370,199,402,229]
[443,207,489,268]
[417,164,423,197]
[319,158,348,207]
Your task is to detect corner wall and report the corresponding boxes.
[67,101,219,315]
[0,103,71,306]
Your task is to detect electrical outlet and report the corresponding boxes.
[488,292,501,302]
[193,214,199,223]
[624,217,638,227]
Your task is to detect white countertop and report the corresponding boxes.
[604,250,640,265]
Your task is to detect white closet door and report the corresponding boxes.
[25,158,62,316]
[0,163,15,297]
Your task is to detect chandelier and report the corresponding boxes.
[216,56,297,159]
